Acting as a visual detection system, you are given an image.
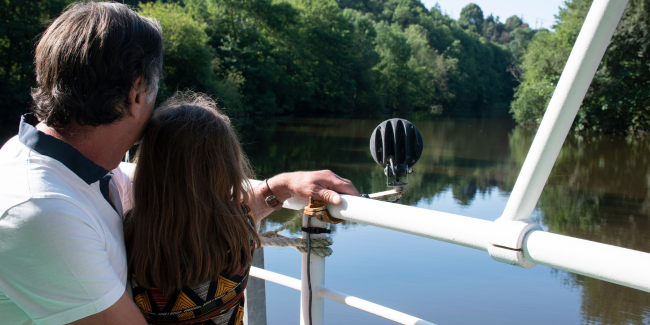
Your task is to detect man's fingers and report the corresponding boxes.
[315,189,342,205]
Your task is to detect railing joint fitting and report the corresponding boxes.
[488,220,542,268]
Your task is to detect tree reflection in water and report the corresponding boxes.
[237,116,650,325]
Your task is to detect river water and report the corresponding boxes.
[2,116,649,324]
[237,117,650,325]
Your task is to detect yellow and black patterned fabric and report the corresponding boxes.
[131,205,256,325]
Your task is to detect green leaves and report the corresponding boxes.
[0,0,542,121]
[140,2,244,113]
[0,0,73,124]
[512,0,650,133]
[459,3,484,32]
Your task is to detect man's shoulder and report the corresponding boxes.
[0,137,95,214]
[0,198,98,236]
[0,197,126,325]
[0,137,33,212]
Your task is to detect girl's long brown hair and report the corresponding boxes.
[124,91,260,295]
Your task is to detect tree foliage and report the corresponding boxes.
[459,3,483,32]
[0,0,73,124]
[135,0,527,116]
[512,0,650,133]
[0,0,541,123]
[140,2,244,112]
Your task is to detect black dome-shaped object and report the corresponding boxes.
[370,118,423,178]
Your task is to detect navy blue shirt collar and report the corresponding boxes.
[18,113,109,185]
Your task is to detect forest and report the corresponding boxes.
[1,0,649,132]
[512,0,650,133]
[0,0,534,122]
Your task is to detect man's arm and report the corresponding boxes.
[248,170,361,223]
[0,200,141,325]
[68,291,147,325]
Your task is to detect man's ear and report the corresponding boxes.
[128,77,145,119]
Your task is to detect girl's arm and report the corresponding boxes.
[248,170,360,223]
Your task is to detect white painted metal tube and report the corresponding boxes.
[318,287,436,325]
[523,231,650,293]
[249,267,436,325]
[249,180,492,251]
[329,195,492,251]
[141,171,650,292]
[300,216,326,325]
[250,266,301,291]
[498,0,629,223]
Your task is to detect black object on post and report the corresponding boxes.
[370,118,423,186]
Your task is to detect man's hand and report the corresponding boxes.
[269,170,361,205]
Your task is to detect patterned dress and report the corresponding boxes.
[131,206,256,325]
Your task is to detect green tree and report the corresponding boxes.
[391,0,418,28]
[0,0,72,124]
[459,3,484,33]
[504,15,523,32]
[481,14,504,43]
[404,24,448,110]
[509,28,568,125]
[512,0,650,133]
[140,2,244,112]
[0,0,539,121]
[373,22,413,110]
[342,9,382,113]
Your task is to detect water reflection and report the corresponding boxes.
[238,117,519,207]
[237,117,650,325]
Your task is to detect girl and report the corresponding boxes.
[124,92,260,325]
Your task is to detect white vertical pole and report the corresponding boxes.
[300,215,325,325]
[498,0,629,223]
[244,247,267,325]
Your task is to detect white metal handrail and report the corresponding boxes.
[247,182,650,296]
[488,0,631,268]
[249,267,435,325]
[244,2,645,323]
[248,191,650,324]
[120,1,641,323]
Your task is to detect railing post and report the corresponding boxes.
[489,0,629,267]
[300,214,325,325]
[244,247,267,325]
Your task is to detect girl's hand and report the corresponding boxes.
[268,170,361,205]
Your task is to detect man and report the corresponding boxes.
[0,2,359,324]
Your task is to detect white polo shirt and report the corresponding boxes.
[0,114,133,325]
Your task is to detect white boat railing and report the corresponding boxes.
[120,1,644,324]
[245,1,645,324]
[247,188,650,325]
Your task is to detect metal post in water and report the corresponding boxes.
[300,214,325,325]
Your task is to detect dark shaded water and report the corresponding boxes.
[2,116,649,324]
[237,117,650,325]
